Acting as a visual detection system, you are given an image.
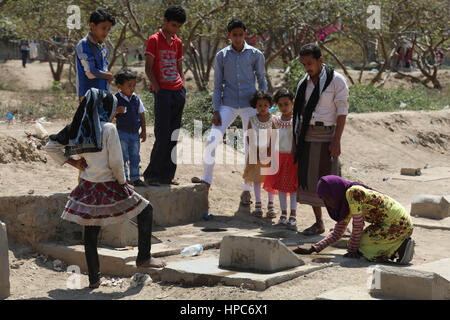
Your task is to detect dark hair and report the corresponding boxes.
[115,69,137,85]
[89,8,116,26]
[164,5,186,24]
[227,19,247,32]
[299,43,322,59]
[273,88,294,103]
[250,90,272,108]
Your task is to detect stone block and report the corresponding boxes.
[0,221,10,299]
[95,220,161,248]
[411,194,450,219]
[369,261,450,300]
[219,235,304,273]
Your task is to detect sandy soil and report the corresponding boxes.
[1,60,450,300]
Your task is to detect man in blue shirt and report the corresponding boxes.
[200,19,267,205]
[76,8,115,100]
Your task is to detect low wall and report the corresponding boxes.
[0,184,208,246]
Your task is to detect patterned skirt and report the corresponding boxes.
[61,179,149,226]
[263,152,298,194]
[297,126,340,207]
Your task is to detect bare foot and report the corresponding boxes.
[136,257,167,268]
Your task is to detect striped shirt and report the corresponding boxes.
[312,213,364,253]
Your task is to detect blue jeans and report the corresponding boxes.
[118,130,141,181]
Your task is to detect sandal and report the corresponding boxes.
[302,222,325,236]
[252,202,263,217]
[266,202,276,218]
[277,213,288,225]
[240,191,252,206]
[286,215,297,231]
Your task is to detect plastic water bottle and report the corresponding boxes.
[180,244,203,257]
[33,122,48,139]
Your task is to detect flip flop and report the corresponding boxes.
[302,223,325,236]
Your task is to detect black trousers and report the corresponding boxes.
[84,204,154,285]
[144,87,186,181]
[21,50,28,67]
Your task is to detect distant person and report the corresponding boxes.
[29,41,38,61]
[45,89,166,289]
[75,8,116,100]
[263,88,299,230]
[396,42,413,70]
[242,90,278,218]
[19,41,30,68]
[436,49,444,67]
[194,18,267,207]
[113,69,147,187]
[136,49,143,62]
[143,5,186,186]
[294,176,415,265]
[293,43,349,236]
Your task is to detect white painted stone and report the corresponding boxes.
[369,260,450,300]
[219,235,304,273]
[411,194,450,219]
[0,221,10,299]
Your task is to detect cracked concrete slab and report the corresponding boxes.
[159,257,334,291]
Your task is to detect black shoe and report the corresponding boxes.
[144,177,160,186]
[132,179,147,187]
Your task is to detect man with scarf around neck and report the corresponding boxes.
[292,44,349,235]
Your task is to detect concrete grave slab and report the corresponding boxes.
[369,259,450,300]
[318,259,450,300]
[34,239,221,278]
[412,216,450,231]
[219,235,304,273]
[411,194,450,219]
[0,221,10,299]
[160,257,334,291]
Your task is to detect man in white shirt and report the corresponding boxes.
[292,43,349,236]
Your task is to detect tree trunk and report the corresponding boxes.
[320,44,355,85]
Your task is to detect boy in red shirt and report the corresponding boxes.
[143,5,186,186]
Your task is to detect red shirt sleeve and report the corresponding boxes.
[177,39,183,61]
[144,36,157,58]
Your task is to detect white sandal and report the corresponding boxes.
[252,202,263,217]
[286,215,297,231]
[277,213,288,225]
[266,202,276,219]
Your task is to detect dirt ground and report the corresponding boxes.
[1,60,450,300]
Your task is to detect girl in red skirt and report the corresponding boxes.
[45,88,165,288]
[264,88,299,230]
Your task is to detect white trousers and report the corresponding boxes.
[202,105,257,190]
